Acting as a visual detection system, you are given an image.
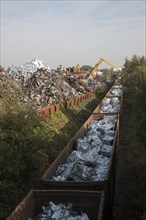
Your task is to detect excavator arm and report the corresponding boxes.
[87,59,103,80]
[101,58,119,71]
[80,57,119,83]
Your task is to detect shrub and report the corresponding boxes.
[123,55,146,143]
[0,96,49,218]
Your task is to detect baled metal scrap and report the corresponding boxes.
[27,202,89,220]
[109,88,122,96]
[52,115,117,182]
[100,97,120,113]
[112,84,123,89]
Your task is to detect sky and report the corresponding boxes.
[1,0,145,69]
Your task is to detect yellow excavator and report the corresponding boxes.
[73,64,81,73]
[66,64,84,79]
[80,57,119,83]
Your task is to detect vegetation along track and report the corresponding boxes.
[0,85,108,219]
[113,55,146,220]
[1,55,146,220]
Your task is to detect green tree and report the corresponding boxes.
[0,96,50,218]
[81,65,93,72]
[123,55,145,74]
[123,55,146,143]
[102,68,111,80]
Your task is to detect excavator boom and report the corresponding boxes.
[81,57,119,83]
[101,58,119,71]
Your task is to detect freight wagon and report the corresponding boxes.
[7,82,123,220]
[93,96,123,117]
[41,113,120,218]
[7,190,105,220]
[106,84,123,98]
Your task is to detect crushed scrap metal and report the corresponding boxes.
[4,59,95,109]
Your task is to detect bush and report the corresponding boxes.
[0,96,50,218]
[0,84,108,219]
[113,55,146,220]
[123,55,146,143]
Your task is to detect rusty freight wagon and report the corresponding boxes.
[93,96,123,117]
[41,114,119,218]
[106,84,123,98]
[7,190,105,220]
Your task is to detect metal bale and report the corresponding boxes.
[106,84,123,99]
[41,114,119,217]
[93,96,123,116]
[7,190,105,220]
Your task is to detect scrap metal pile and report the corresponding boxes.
[52,115,117,181]
[99,97,120,113]
[8,59,51,86]
[23,69,87,108]
[27,202,89,220]
[6,59,90,108]
[62,72,89,94]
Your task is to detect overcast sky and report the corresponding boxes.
[1,0,145,69]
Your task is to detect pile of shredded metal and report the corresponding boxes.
[23,69,84,108]
[5,59,90,108]
[8,59,51,86]
[52,115,117,181]
[27,202,89,220]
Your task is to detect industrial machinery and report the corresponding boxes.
[80,57,119,83]
[66,64,84,79]
[73,64,81,73]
